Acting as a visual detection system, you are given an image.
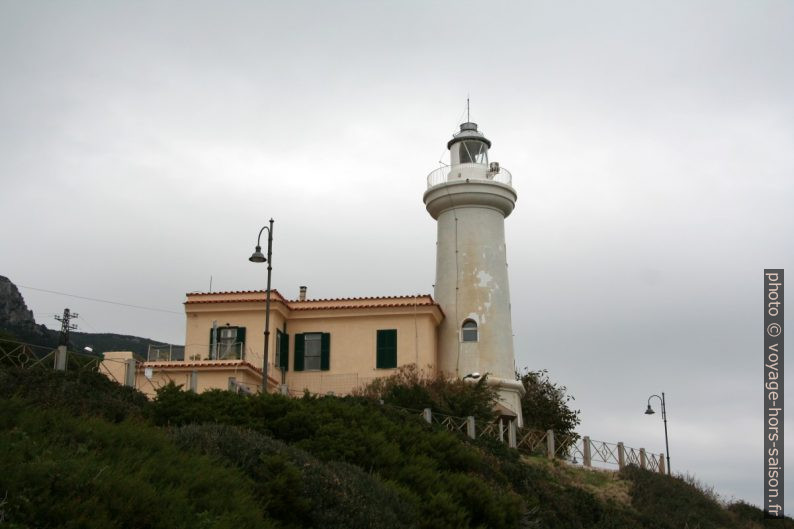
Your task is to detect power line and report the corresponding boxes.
[18,285,183,315]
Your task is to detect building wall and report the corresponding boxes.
[283,309,439,395]
[99,351,132,385]
[100,295,442,400]
[184,300,289,373]
[100,352,264,399]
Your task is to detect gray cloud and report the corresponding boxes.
[1,0,792,511]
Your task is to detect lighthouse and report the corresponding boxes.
[424,121,525,425]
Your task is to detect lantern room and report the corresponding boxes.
[448,122,492,166]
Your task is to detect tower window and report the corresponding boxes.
[461,320,478,342]
[458,140,488,164]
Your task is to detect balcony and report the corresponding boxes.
[427,163,512,189]
[147,344,185,362]
[147,342,244,362]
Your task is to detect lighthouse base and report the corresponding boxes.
[486,376,525,428]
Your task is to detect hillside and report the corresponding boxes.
[0,366,789,529]
[0,275,172,357]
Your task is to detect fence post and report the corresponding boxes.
[466,416,476,439]
[54,345,67,371]
[423,408,432,424]
[582,436,592,467]
[617,442,625,469]
[124,358,136,387]
[658,453,665,474]
[546,429,555,459]
[508,419,517,448]
[640,448,647,469]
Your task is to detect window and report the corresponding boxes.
[461,320,478,342]
[458,140,488,164]
[275,330,289,371]
[294,332,330,371]
[304,333,322,371]
[209,326,246,360]
[376,329,397,369]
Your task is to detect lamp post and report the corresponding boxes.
[645,392,670,475]
[249,219,274,392]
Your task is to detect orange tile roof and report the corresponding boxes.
[185,298,275,305]
[139,360,280,386]
[140,359,262,372]
[186,289,287,298]
[184,291,444,317]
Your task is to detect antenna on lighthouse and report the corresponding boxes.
[466,95,470,122]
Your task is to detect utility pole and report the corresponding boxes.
[53,308,78,370]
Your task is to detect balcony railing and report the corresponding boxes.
[147,343,244,362]
[427,163,512,188]
[147,344,185,362]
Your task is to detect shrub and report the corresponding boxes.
[172,424,418,529]
[0,400,271,529]
[355,364,499,421]
[151,386,525,529]
[0,366,148,422]
[620,465,733,529]
[516,368,580,439]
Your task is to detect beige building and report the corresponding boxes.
[101,289,444,399]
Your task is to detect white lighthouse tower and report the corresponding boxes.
[424,121,525,425]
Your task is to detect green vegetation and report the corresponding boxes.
[0,365,791,528]
[353,364,500,420]
[517,367,581,439]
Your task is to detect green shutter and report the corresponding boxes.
[376,329,397,369]
[294,333,304,371]
[209,328,215,358]
[236,327,246,360]
[320,333,330,371]
[280,333,289,371]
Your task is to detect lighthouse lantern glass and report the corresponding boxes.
[458,140,489,165]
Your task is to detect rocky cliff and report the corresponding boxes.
[0,276,36,327]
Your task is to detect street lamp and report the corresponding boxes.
[645,392,670,475]
[249,219,274,392]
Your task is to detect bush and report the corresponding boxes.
[0,399,271,529]
[727,501,794,527]
[620,465,733,529]
[151,385,525,529]
[516,368,580,438]
[354,364,499,421]
[171,424,418,529]
[0,366,148,422]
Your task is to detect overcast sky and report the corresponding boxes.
[1,0,792,512]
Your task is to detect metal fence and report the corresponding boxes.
[0,339,101,373]
[426,163,513,188]
[416,407,666,474]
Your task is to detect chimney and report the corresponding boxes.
[299,286,307,301]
